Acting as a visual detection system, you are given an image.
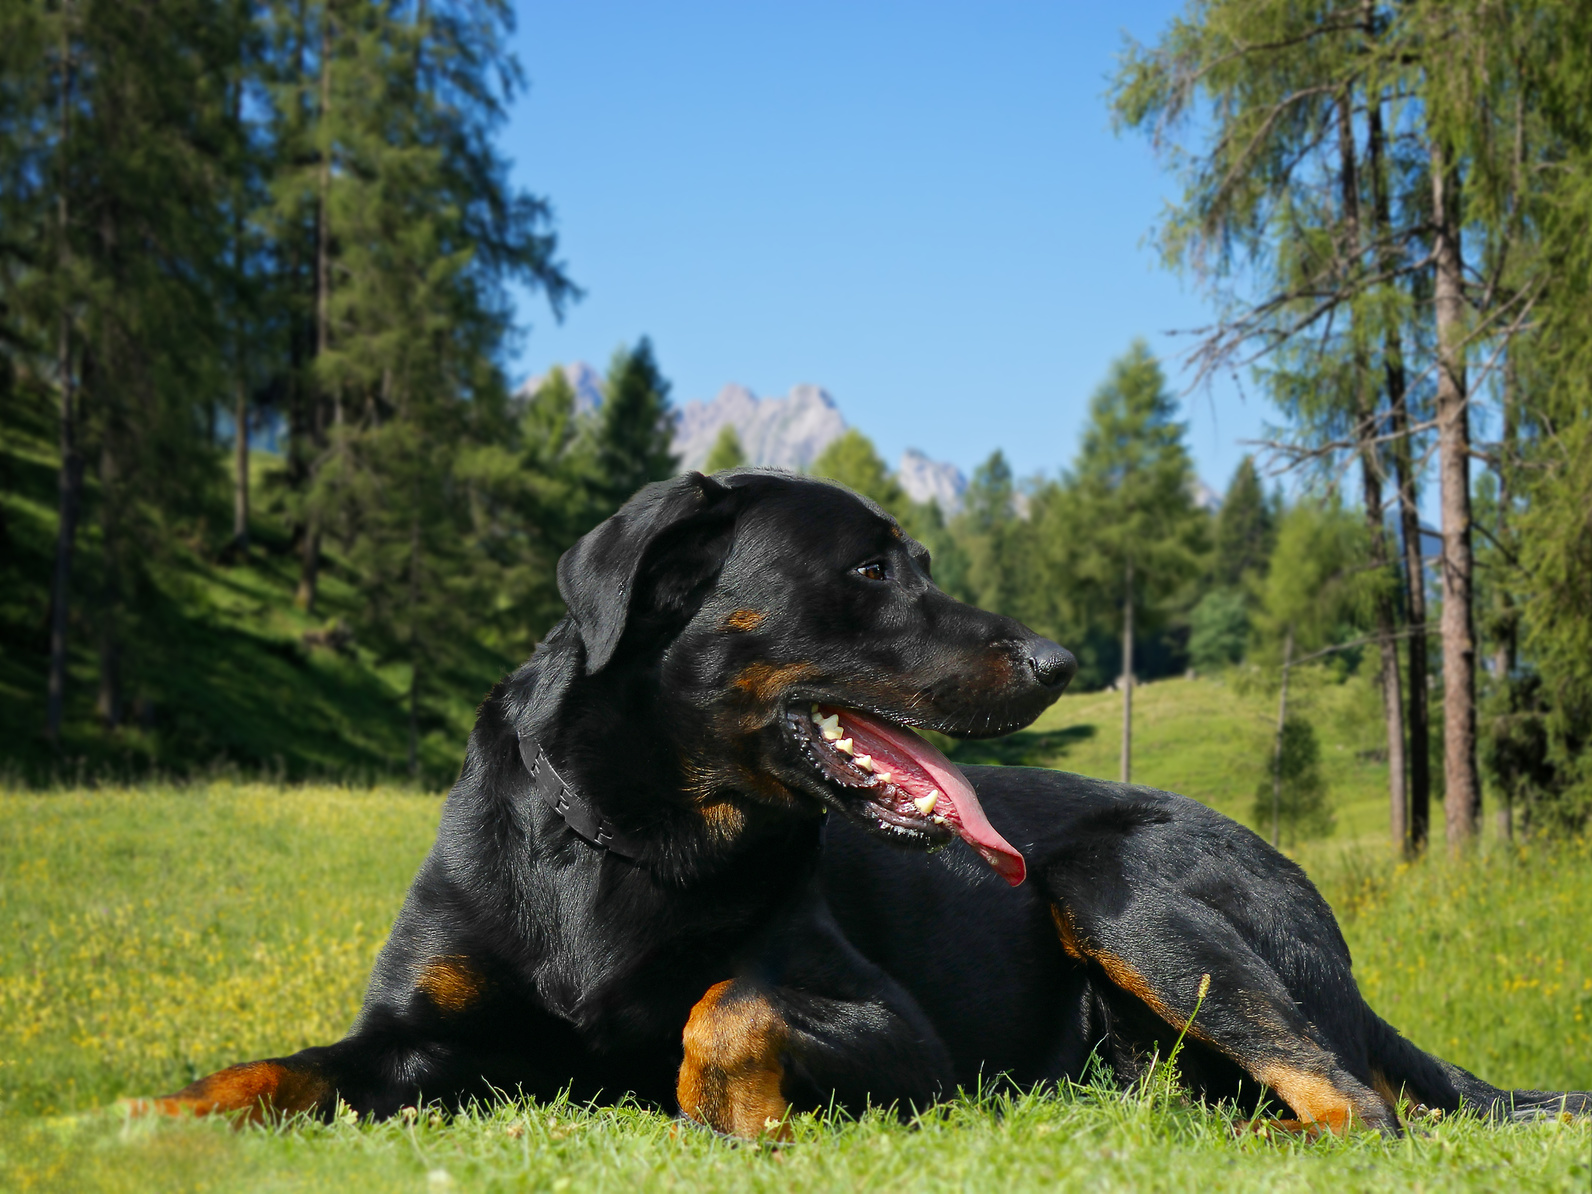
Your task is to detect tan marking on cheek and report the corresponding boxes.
[135,1060,331,1123]
[697,797,749,838]
[1254,1065,1363,1135]
[417,955,485,1014]
[678,980,792,1140]
[721,609,767,632]
[731,661,820,704]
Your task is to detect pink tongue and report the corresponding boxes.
[820,706,1026,886]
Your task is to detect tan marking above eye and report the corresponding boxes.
[721,609,767,632]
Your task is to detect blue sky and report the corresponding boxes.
[502,1,1269,493]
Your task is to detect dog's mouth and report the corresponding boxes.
[785,703,1026,886]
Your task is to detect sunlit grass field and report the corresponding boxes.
[2,688,1589,1190]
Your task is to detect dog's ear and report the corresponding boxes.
[557,472,737,674]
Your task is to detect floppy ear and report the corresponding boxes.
[556,472,737,674]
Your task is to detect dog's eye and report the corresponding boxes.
[853,561,888,582]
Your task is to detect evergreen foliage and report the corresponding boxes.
[1211,457,1274,590]
[1188,588,1249,671]
[1055,341,1207,684]
[1252,715,1334,846]
[1,0,1588,833]
[595,338,678,507]
[703,424,746,472]
[810,429,909,512]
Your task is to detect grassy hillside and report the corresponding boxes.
[946,667,1434,849]
[0,399,505,788]
[0,784,1587,1192]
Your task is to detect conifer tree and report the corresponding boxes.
[0,0,247,736]
[1211,457,1274,590]
[704,424,747,472]
[1063,341,1205,782]
[811,429,908,512]
[595,338,677,509]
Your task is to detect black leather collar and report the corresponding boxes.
[517,734,646,860]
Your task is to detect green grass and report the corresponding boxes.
[1,784,1587,1191]
[947,667,1415,846]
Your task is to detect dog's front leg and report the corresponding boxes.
[676,902,953,1138]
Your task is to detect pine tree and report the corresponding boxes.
[1253,716,1334,847]
[1062,341,1206,782]
[1212,457,1274,589]
[955,450,1023,618]
[595,338,678,508]
[704,424,747,472]
[811,430,908,512]
[0,0,247,737]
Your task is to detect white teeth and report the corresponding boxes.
[875,769,892,783]
[816,713,840,735]
[913,792,938,815]
[834,738,854,755]
[854,754,874,772]
[822,727,843,741]
[932,814,948,825]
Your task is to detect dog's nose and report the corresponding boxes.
[1028,639,1077,690]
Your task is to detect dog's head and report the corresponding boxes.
[553,469,1074,884]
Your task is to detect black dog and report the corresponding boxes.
[144,470,1588,1135]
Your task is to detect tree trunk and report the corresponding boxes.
[1339,92,1407,852]
[46,317,81,743]
[1369,95,1430,856]
[407,661,420,779]
[233,378,249,549]
[96,432,122,729]
[45,11,79,744]
[1272,627,1294,850]
[1120,559,1134,785]
[297,5,334,611]
[407,512,421,779]
[1362,428,1406,850]
[296,527,320,612]
[1430,138,1480,854]
[1492,362,1520,843]
[231,75,249,552]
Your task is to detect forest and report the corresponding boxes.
[2,0,1590,859]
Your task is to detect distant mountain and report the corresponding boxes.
[515,360,604,414]
[673,383,847,473]
[897,448,966,513]
[515,367,973,513]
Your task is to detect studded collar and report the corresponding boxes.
[517,734,646,861]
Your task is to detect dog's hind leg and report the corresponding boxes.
[1047,897,1399,1135]
[1364,1014,1592,1122]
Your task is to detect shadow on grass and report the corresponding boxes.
[943,724,1098,768]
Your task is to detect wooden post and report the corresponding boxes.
[1121,558,1134,785]
[1271,627,1294,850]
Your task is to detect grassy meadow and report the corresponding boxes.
[2,678,1590,1190]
